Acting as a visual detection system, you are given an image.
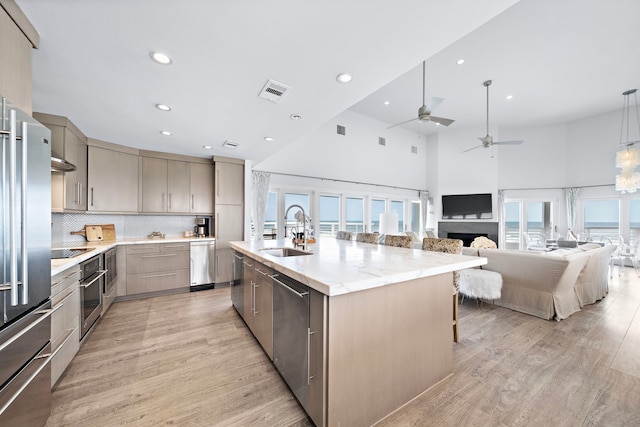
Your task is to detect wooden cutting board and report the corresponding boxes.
[90,224,116,242]
[85,225,103,242]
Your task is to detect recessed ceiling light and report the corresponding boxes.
[203,145,212,149]
[160,130,172,136]
[456,59,465,65]
[290,113,303,120]
[336,73,353,83]
[155,103,171,111]
[149,51,173,65]
[384,101,390,105]
[506,95,513,100]
[264,137,274,142]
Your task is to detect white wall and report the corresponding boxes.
[255,109,428,191]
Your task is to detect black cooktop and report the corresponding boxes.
[51,248,94,259]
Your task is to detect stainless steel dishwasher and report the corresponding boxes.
[272,273,310,411]
[190,240,216,291]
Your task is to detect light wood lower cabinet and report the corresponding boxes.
[125,243,190,296]
[50,265,81,388]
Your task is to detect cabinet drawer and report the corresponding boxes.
[160,242,190,252]
[126,268,190,295]
[52,288,79,345]
[51,327,80,387]
[51,266,80,299]
[126,244,160,255]
[126,250,189,274]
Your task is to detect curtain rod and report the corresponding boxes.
[499,183,614,191]
[254,170,425,193]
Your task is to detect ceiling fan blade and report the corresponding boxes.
[429,116,454,126]
[426,97,444,113]
[463,145,483,153]
[493,140,524,145]
[386,117,420,129]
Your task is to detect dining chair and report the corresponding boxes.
[421,237,463,343]
[335,231,353,241]
[356,232,378,244]
[383,235,413,249]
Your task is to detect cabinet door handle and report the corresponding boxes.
[168,193,171,210]
[191,194,195,210]
[141,253,178,259]
[141,272,177,279]
[161,192,165,210]
[91,187,94,207]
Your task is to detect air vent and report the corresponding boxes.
[379,137,386,146]
[222,140,239,149]
[411,145,418,154]
[258,79,292,103]
[337,125,346,136]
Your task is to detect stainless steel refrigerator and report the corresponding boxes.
[0,97,53,426]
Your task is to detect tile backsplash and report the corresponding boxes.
[52,213,211,246]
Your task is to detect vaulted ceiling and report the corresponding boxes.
[16,0,640,164]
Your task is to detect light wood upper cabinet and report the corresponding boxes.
[190,162,214,213]
[142,157,211,213]
[34,113,87,212]
[88,145,139,212]
[0,6,33,113]
[215,161,244,205]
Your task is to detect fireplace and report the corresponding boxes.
[447,232,488,247]
[438,222,499,247]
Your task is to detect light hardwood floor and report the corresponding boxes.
[46,269,640,427]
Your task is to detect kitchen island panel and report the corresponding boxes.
[326,272,452,426]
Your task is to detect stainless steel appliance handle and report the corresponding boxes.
[80,270,108,288]
[9,109,18,306]
[0,348,52,416]
[253,281,259,316]
[243,260,253,267]
[252,281,256,315]
[307,328,315,385]
[255,268,269,276]
[47,328,75,360]
[0,306,60,353]
[271,275,309,298]
[20,119,28,304]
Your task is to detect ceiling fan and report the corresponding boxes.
[463,80,523,152]
[386,61,455,129]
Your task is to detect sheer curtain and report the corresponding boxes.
[497,190,505,247]
[564,187,579,237]
[419,191,429,234]
[251,171,270,241]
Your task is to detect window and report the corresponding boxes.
[504,202,521,250]
[370,199,386,233]
[319,195,340,237]
[630,199,640,246]
[390,200,404,231]
[345,197,364,233]
[583,199,620,243]
[284,193,310,238]
[263,191,277,238]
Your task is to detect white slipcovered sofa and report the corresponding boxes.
[461,244,615,320]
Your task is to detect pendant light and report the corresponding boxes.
[615,89,640,193]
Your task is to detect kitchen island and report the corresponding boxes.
[230,238,486,426]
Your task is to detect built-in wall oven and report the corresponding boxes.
[79,254,106,339]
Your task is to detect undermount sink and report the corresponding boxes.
[259,247,312,257]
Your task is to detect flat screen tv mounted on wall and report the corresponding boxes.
[442,193,492,219]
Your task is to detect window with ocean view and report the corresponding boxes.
[629,199,640,245]
[391,200,404,232]
[345,197,364,234]
[284,193,310,238]
[583,199,620,243]
[410,201,420,233]
[263,191,277,237]
[319,195,340,237]
[504,202,521,250]
[371,199,385,233]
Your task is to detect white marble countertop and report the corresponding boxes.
[51,236,215,276]
[230,238,486,297]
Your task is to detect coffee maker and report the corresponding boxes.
[194,217,210,237]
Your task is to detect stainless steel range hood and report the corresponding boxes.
[51,150,76,172]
